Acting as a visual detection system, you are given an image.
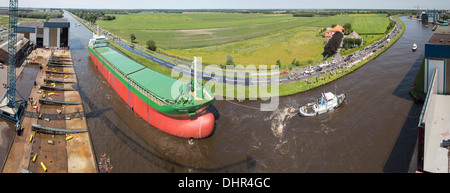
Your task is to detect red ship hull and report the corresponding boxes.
[89,51,215,139]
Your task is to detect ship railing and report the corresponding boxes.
[94,47,174,106]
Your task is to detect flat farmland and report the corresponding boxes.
[350,14,390,34]
[98,12,324,49]
[97,12,390,67]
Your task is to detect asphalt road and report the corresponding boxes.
[114,41,277,86]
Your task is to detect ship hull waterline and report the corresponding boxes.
[88,49,215,139]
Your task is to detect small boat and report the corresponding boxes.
[299,92,346,117]
[412,43,417,51]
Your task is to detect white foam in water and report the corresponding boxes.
[266,106,297,140]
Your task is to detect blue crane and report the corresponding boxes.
[0,0,26,133]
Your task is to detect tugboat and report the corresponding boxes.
[412,43,418,51]
[299,92,346,117]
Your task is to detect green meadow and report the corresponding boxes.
[97,12,390,68]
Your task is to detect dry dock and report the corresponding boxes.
[2,48,97,173]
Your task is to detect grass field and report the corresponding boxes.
[165,26,326,68]
[0,16,45,26]
[97,12,391,68]
[350,14,390,34]
[97,12,323,49]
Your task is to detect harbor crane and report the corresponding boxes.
[0,0,27,133]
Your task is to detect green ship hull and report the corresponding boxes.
[87,43,214,116]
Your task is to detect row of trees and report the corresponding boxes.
[385,19,396,33]
[71,10,103,24]
[102,15,116,21]
[289,9,418,17]
[293,13,314,17]
[322,32,343,57]
[70,9,133,24]
[17,11,63,20]
[343,38,363,49]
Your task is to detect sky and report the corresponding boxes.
[0,0,449,10]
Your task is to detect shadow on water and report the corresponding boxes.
[384,51,425,173]
[77,85,253,172]
[69,38,86,51]
[391,52,425,101]
[383,102,422,173]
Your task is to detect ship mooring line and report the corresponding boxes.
[225,100,262,111]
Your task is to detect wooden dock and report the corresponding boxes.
[2,48,97,173]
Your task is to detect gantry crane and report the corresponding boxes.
[0,0,26,133]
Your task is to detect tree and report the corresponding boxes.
[130,34,136,43]
[146,40,157,51]
[276,59,281,68]
[226,54,235,66]
[291,58,297,66]
[322,31,343,57]
[343,23,352,35]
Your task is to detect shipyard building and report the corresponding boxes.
[424,25,450,94]
[418,25,450,173]
[16,18,70,48]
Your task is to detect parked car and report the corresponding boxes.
[303,68,314,75]
[0,63,3,69]
[280,71,289,75]
[315,67,323,72]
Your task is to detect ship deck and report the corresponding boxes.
[93,46,213,104]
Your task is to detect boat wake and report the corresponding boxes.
[265,105,297,140]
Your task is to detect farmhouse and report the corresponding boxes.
[324,25,344,39]
[347,31,362,40]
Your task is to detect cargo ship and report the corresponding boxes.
[88,34,215,139]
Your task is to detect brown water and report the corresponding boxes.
[0,15,433,173]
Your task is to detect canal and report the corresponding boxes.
[0,14,434,172]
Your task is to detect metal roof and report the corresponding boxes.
[44,18,70,28]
